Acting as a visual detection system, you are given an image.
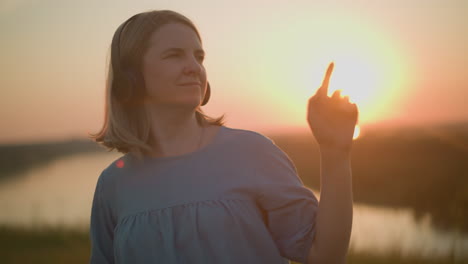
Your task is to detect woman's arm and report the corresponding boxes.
[306,147,353,263]
[306,62,358,263]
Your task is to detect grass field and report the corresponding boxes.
[0,225,463,264]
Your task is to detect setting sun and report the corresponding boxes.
[353,125,360,140]
[301,25,410,126]
[238,10,412,130]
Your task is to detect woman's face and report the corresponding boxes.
[141,23,207,108]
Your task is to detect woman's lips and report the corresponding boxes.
[180,82,201,86]
[179,82,201,87]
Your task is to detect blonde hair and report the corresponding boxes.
[88,10,225,161]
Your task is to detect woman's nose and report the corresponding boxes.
[183,56,202,75]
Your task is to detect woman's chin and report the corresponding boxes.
[175,98,203,108]
[152,98,203,110]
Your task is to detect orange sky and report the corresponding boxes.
[0,0,467,144]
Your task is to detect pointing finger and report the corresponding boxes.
[318,62,334,97]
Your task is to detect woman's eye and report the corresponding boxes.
[164,53,181,59]
[166,53,204,63]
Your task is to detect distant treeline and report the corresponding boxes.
[0,139,106,180]
[268,121,468,233]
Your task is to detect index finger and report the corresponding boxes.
[317,62,334,97]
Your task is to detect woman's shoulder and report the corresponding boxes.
[220,126,281,156]
[222,126,275,146]
[94,154,132,187]
[223,126,298,175]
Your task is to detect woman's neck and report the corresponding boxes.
[146,110,206,158]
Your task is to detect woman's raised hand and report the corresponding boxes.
[307,62,359,152]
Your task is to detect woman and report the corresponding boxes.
[89,9,358,264]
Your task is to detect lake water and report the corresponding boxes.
[0,152,467,260]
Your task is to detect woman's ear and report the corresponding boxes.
[201,82,211,106]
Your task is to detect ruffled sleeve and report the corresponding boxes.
[89,170,116,264]
[254,137,319,264]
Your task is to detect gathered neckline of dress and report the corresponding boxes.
[138,125,226,163]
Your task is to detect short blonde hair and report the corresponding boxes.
[88,10,225,161]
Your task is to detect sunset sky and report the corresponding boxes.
[1,0,467,144]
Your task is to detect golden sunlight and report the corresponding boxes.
[323,47,407,125]
[241,12,412,128]
[298,37,409,126]
[229,10,414,132]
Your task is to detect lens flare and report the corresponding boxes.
[116,159,125,168]
[353,125,361,140]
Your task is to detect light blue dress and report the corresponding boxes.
[89,126,319,264]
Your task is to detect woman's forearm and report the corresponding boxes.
[307,147,353,264]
